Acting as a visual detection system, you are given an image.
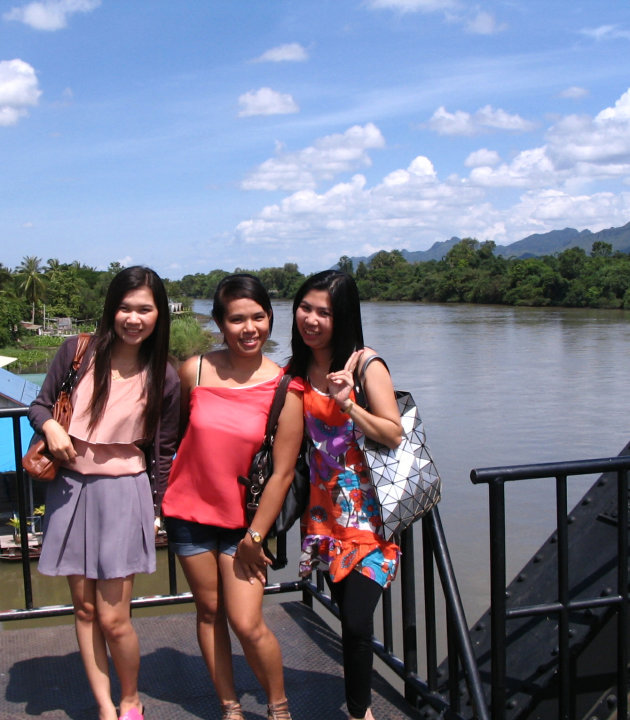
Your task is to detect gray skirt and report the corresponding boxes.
[38,468,156,580]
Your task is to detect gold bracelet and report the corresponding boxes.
[342,399,354,414]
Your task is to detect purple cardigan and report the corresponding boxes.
[28,335,180,513]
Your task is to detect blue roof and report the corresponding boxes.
[0,368,42,472]
[0,367,41,407]
[0,416,34,472]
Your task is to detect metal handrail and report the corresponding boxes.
[300,509,489,720]
[471,456,630,720]
[1,405,489,719]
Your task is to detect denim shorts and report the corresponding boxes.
[164,517,247,557]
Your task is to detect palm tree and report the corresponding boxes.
[17,256,45,324]
[0,262,13,292]
[45,258,61,274]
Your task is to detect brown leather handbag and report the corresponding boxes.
[22,333,91,481]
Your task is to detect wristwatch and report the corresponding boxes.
[247,528,263,544]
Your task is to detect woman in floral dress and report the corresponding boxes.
[289,270,402,720]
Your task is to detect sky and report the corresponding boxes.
[1,0,630,280]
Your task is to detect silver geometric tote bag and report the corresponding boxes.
[354,355,442,541]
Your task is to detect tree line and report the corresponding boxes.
[170,240,630,310]
[2,240,629,349]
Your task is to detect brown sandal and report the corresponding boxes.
[267,699,292,720]
[221,700,245,720]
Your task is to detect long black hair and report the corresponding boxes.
[88,266,170,441]
[212,273,274,334]
[289,270,364,378]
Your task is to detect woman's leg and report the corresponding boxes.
[219,553,287,705]
[178,551,239,704]
[330,572,383,719]
[67,575,118,720]
[95,576,142,717]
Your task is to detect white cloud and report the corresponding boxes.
[546,88,630,173]
[428,106,474,135]
[459,88,630,192]
[366,0,457,12]
[3,0,101,31]
[511,189,630,232]
[579,25,630,42]
[0,59,41,126]
[476,105,535,131]
[233,88,630,265]
[428,105,534,135]
[560,86,589,100]
[465,149,501,168]
[241,123,385,191]
[466,11,506,35]
[469,147,555,188]
[237,87,299,117]
[236,154,487,262]
[253,43,308,63]
[230,85,630,270]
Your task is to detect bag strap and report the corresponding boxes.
[73,333,90,368]
[353,353,389,410]
[263,373,292,444]
[196,354,203,387]
[59,333,92,395]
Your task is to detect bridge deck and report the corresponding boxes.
[0,601,418,720]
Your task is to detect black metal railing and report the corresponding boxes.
[471,456,630,720]
[1,406,489,720]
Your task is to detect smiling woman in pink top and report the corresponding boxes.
[163,274,303,720]
[28,266,180,720]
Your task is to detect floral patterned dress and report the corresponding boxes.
[299,380,400,588]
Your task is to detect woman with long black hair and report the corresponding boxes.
[289,270,402,720]
[29,266,180,720]
[162,274,302,720]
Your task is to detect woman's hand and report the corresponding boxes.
[42,419,77,462]
[234,534,271,585]
[326,349,363,407]
[330,349,403,450]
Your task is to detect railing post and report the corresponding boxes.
[382,585,394,654]
[422,517,438,691]
[167,545,178,595]
[488,478,506,720]
[428,507,490,720]
[555,474,570,720]
[400,525,418,705]
[12,414,34,610]
[616,468,628,720]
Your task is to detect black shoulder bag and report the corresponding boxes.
[238,374,310,538]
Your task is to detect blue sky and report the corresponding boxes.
[1,0,630,280]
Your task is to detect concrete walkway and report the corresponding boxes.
[0,601,419,720]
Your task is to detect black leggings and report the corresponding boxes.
[329,571,383,718]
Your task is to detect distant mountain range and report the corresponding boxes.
[347,220,630,267]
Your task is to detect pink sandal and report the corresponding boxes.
[119,707,144,720]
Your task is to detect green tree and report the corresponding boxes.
[45,265,87,318]
[557,247,587,280]
[0,295,26,345]
[591,241,613,258]
[338,255,353,275]
[0,263,13,293]
[16,256,45,323]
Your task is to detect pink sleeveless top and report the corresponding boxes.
[163,369,303,528]
[66,363,148,476]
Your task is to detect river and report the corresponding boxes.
[3,301,629,634]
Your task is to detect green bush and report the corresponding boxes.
[169,314,214,361]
